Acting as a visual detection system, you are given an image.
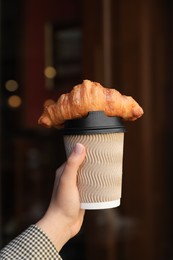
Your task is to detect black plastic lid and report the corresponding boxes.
[61,111,126,135]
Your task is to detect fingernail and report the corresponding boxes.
[74,143,84,154]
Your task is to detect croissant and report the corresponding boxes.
[38,79,144,128]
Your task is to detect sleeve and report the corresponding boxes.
[0,225,62,260]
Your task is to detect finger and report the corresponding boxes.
[52,163,66,198]
[55,163,66,182]
[62,143,86,184]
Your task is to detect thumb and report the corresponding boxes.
[63,143,86,182]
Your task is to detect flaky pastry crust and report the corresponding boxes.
[38,80,144,128]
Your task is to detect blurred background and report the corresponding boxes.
[0,0,173,259]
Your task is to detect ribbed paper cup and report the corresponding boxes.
[62,111,126,210]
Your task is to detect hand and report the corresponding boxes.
[37,143,86,252]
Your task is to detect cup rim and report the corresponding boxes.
[61,111,126,135]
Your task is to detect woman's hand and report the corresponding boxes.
[37,143,86,252]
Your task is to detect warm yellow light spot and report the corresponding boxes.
[44,66,56,79]
[5,80,18,92]
[8,95,22,108]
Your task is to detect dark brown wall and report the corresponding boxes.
[83,0,173,259]
[22,0,82,128]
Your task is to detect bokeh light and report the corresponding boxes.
[44,66,56,79]
[5,80,18,92]
[8,95,22,108]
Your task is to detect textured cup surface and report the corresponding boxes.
[63,132,124,209]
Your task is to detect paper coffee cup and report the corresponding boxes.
[62,111,126,210]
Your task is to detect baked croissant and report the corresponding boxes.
[38,79,144,128]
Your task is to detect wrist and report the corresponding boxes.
[36,212,71,252]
